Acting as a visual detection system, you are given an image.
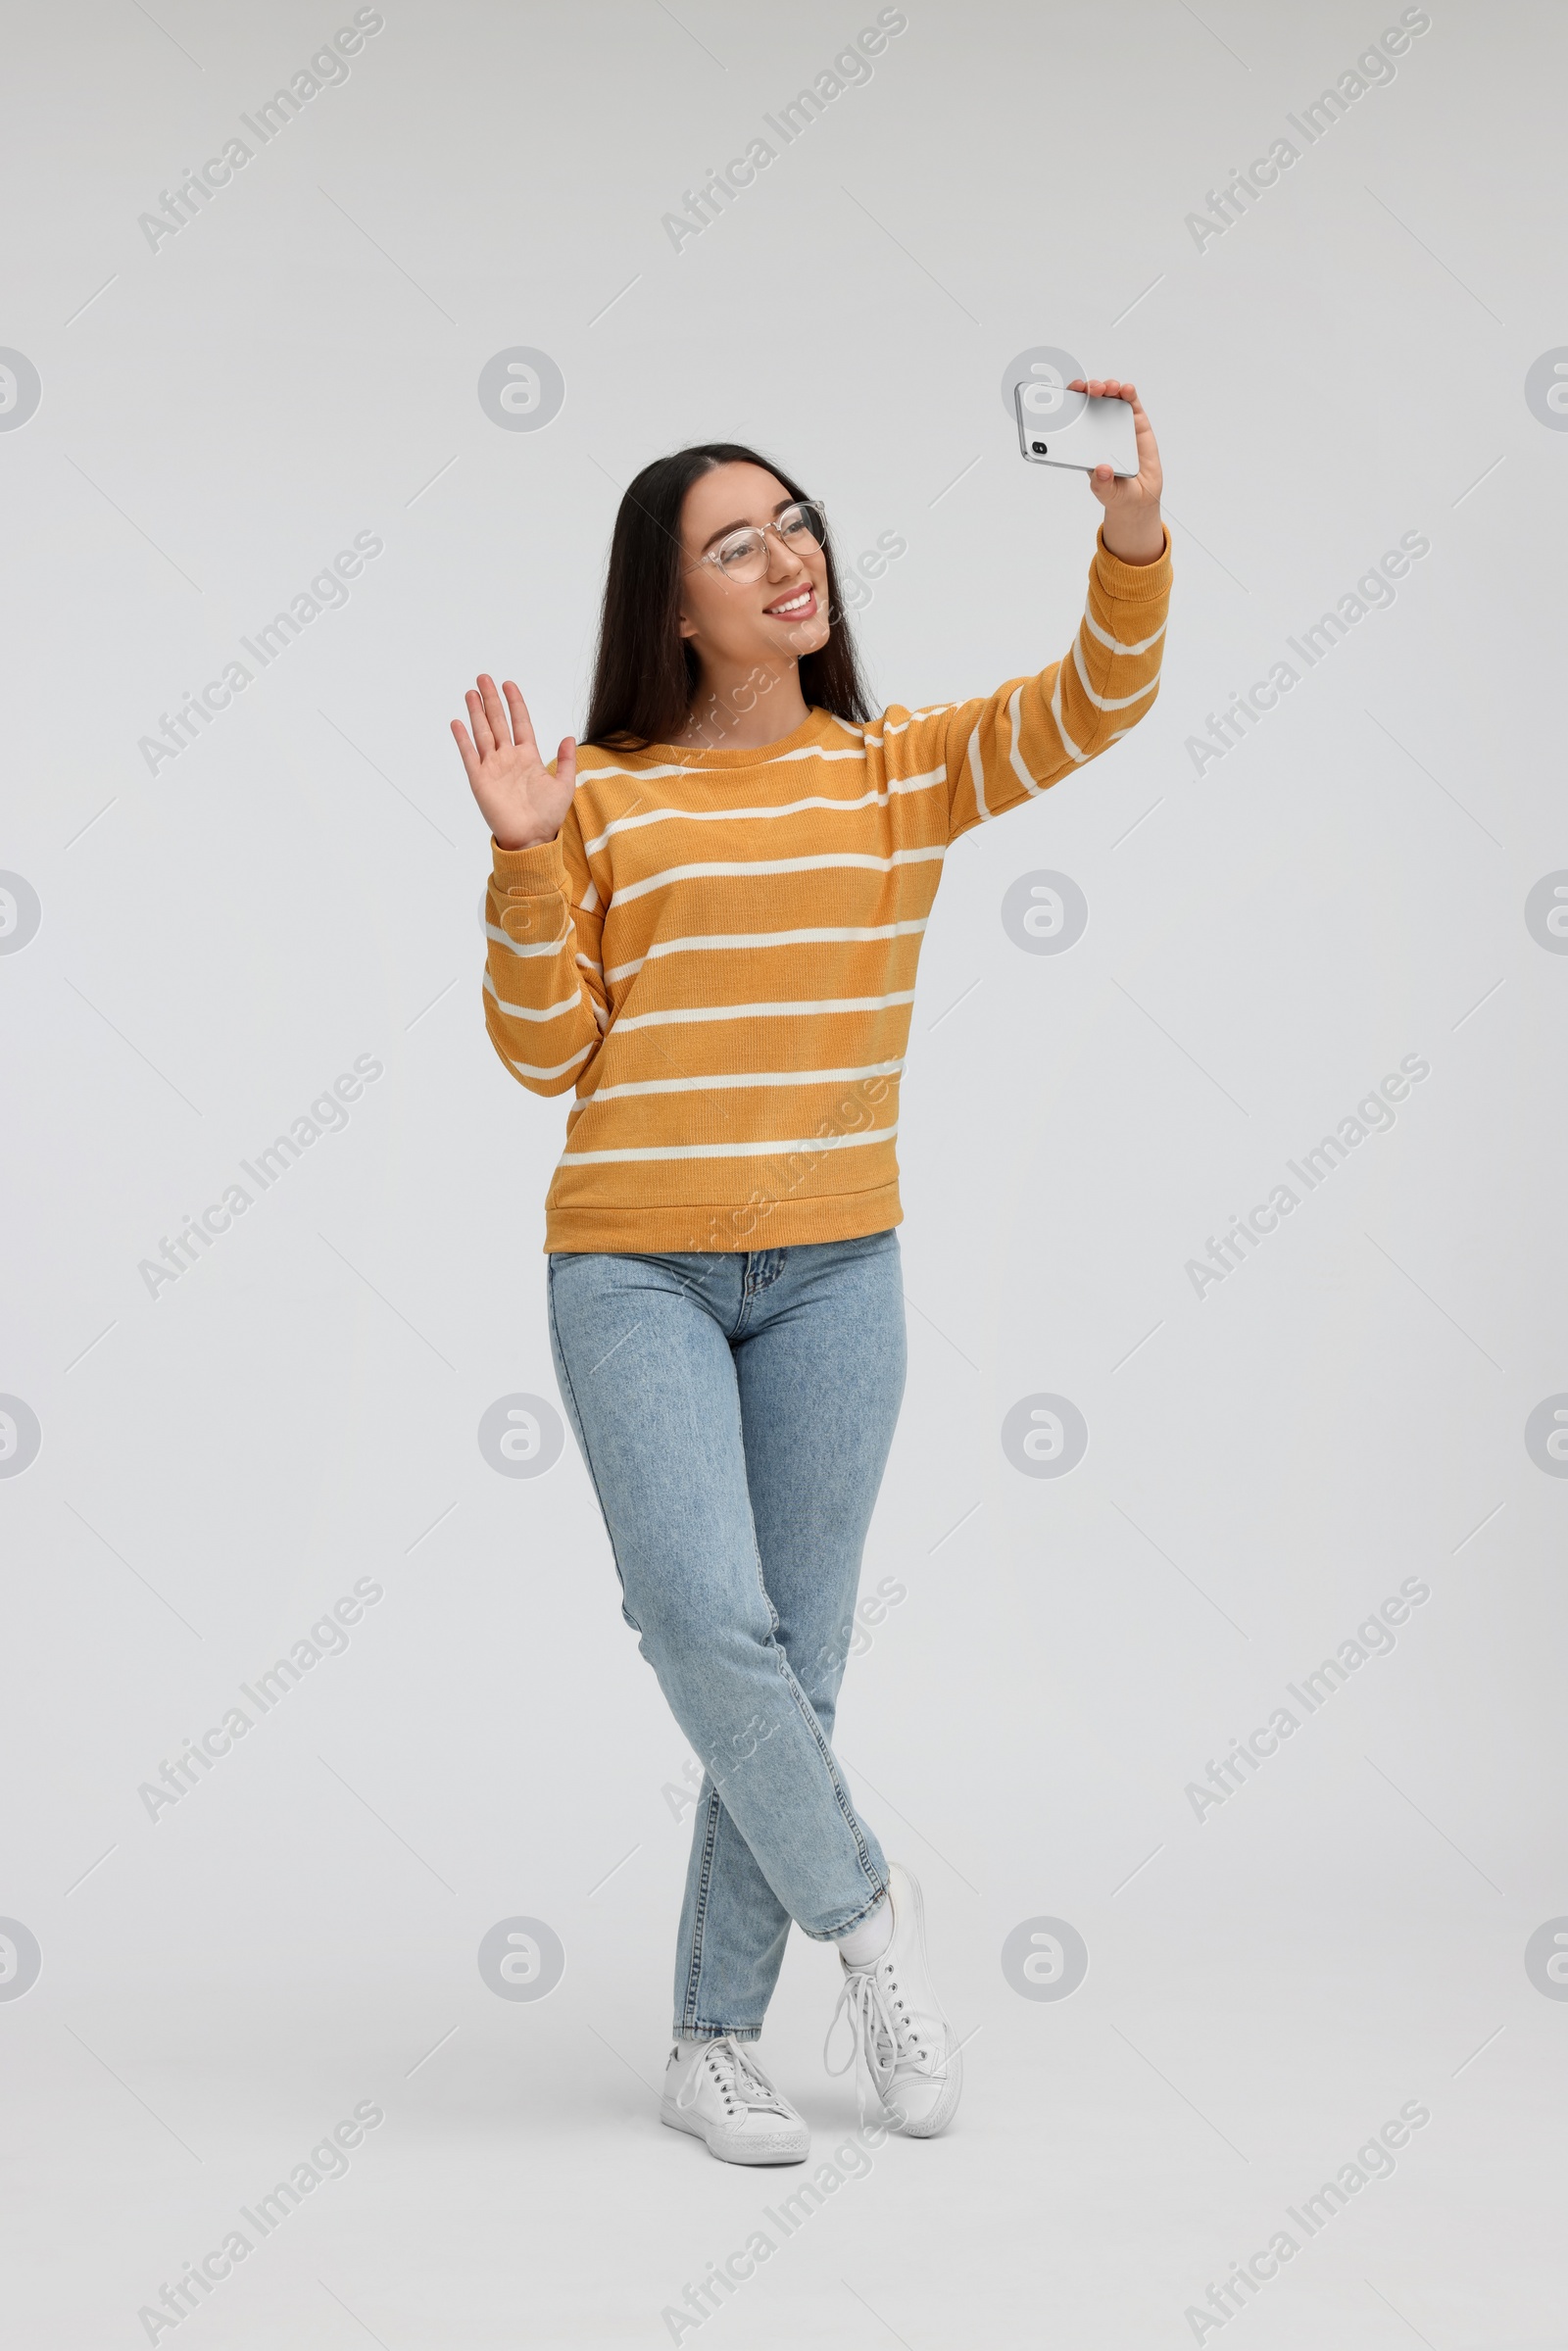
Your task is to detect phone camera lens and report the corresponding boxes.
[1032,440,1047,454]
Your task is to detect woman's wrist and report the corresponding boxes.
[493,827,560,853]
[1100,507,1165,566]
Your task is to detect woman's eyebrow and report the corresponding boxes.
[698,500,794,554]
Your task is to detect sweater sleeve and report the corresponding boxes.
[940,524,1171,843]
[481,801,610,1098]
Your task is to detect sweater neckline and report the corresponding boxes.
[630,706,850,769]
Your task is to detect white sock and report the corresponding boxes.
[835,1894,893,1968]
[669,2034,707,2064]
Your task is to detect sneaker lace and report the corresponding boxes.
[674,2033,793,2120]
[823,1956,943,2127]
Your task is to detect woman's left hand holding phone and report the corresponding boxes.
[1069,378,1164,564]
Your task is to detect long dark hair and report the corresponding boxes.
[582,442,874,752]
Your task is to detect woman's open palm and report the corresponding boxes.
[452,674,575,852]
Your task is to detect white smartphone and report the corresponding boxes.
[1014,379,1139,477]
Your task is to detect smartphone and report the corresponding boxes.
[1014,379,1139,477]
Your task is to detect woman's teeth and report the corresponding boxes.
[768,588,812,614]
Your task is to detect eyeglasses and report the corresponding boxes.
[693,499,827,586]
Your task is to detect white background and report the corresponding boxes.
[3,2,1565,2344]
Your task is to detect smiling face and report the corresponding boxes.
[675,462,832,696]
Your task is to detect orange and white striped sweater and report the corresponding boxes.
[483,524,1171,1253]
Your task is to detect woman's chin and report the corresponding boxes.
[778,616,832,658]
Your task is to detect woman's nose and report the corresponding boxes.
[763,526,805,573]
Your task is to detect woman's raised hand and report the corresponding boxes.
[1068,378,1165,565]
[451,675,576,851]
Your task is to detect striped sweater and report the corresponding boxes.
[483,524,1171,1253]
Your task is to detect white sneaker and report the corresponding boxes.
[661,2033,809,2166]
[824,1862,962,2137]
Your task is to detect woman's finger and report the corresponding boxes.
[466,687,496,759]
[1130,402,1162,488]
[503,681,539,762]
[1074,376,1141,403]
[476,673,512,750]
[450,717,481,788]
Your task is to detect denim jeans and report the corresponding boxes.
[546,1231,906,2040]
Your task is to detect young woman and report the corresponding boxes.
[453,381,1169,2163]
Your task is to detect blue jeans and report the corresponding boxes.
[546,1232,906,2041]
